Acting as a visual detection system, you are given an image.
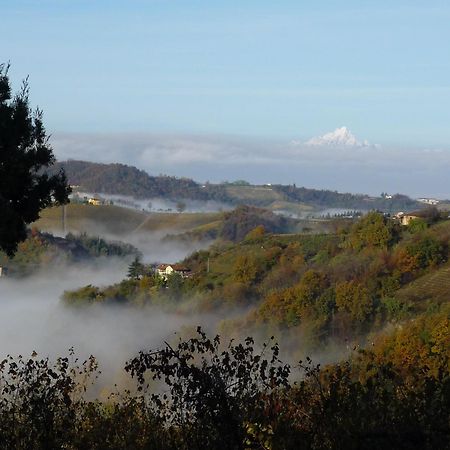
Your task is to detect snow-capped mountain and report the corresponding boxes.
[304,126,371,148]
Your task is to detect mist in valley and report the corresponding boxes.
[0,228,228,391]
[43,220,213,265]
[0,262,222,390]
[73,192,232,214]
[0,213,355,393]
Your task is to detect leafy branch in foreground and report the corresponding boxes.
[125,327,291,450]
[0,326,449,449]
[0,349,98,449]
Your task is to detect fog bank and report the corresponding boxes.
[0,263,221,390]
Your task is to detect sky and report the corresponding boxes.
[2,0,450,196]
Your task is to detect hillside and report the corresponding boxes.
[34,203,326,248]
[34,203,223,238]
[63,211,450,351]
[273,184,420,212]
[0,229,138,276]
[396,263,450,308]
[50,160,208,200]
[35,212,450,448]
[52,160,423,213]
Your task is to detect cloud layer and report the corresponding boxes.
[51,132,450,199]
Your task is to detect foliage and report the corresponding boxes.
[125,328,291,450]
[0,350,99,449]
[0,230,139,277]
[1,328,449,449]
[275,184,420,211]
[0,64,70,255]
[346,211,397,250]
[62,284,104,305]
[176,201,187,213]
[233,254,259,284]
[245,224,266,240]
[407,218,428,233]
[220,205,292,242]
[50,159,206,201]
[335,280,373,322]
[66,232,139,258]
[61,214,450,352]
[127,256,145,280]
[405,235,446,269]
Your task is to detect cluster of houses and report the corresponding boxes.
[417,198,440,206]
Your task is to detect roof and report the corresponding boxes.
[157,263,190,272]
[172,264,190,272]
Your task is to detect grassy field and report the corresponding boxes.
[224,185,284,203]
[34,204,224,237]
[224,186,317,213]
[134,211,222,233]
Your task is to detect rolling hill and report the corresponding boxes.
[50,160,423,213]
[34,204,223,238]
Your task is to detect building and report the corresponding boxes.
[88,197,102,206]
[157,264,191,280]
[394,212,422,226]
[418,198,440,206]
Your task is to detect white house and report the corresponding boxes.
[418,198,440,206]
[157,264,191,280]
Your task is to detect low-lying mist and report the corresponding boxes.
[0,224,356,394]
[46,225,212,265]
[0,262,225,391]
[74,192,232,214]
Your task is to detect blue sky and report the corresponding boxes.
[2,0,450,146]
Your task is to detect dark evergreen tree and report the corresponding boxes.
[127,256,144,279]
[0,64,70,255]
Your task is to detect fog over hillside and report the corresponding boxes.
[75,192,232,214]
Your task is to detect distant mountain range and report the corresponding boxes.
[50,160,421,213]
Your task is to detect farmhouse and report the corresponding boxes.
[157,264,191,280]
[394,208,440,226]
[88,197,102,206]
[394,212,421,226]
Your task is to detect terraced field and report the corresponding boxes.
[397,264,450,307]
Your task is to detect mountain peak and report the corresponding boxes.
[305,126,370,148]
